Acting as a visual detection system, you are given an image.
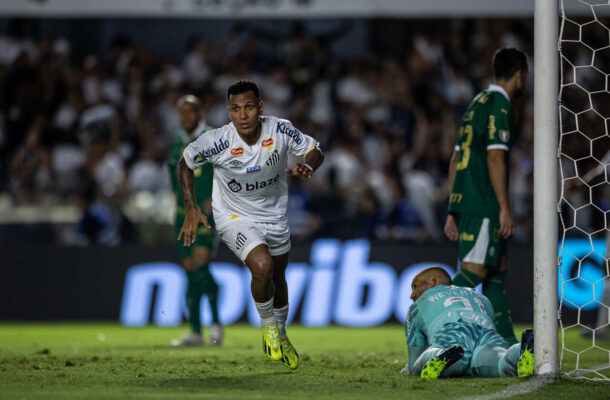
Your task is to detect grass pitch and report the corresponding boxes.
[0,323,608,400]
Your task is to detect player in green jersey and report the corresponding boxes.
[168,95,223,347]
[403,267,534,379]
[444,48,529,345]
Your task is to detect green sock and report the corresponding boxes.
[452,269,483,288]
[483,272,518,345]
[186,270,203,334]
[197,264,220,324]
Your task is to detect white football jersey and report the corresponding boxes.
[183,116,318,223]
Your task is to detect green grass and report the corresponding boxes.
[0,323,608,400]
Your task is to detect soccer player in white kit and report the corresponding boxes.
[177,80,324,369]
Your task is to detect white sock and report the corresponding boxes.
[255,297,277,326]
[275,304,289,339]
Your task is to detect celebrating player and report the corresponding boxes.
[177,80,324,369]
[403,267,534,379]
[445,48,529,345]
[168,95,223,347]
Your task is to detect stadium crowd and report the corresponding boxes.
[0,18,540,244]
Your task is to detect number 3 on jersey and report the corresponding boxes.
[457,125,473,171]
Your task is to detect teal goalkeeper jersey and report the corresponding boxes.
[405,285,496,351]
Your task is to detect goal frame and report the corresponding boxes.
[533,0,560,375]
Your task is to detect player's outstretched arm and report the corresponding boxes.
[177,158,210,246]
[285,148,324,179]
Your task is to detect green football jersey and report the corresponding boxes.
[168,122,214,214]
[448,86,515,218]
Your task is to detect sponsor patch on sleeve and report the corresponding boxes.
[193,154,205,164]
[499,130,510,143]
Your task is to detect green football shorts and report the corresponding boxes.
[174,213,217,260]
[454,213,506,267]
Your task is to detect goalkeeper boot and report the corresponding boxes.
[518,329,535,378]
[280,336,299,370]
[420,345,464,380]
[261,325,282,361]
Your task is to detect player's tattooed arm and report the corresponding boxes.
[177,158,210,246]
[285,147,324,179]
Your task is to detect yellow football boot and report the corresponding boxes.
[280,336,300,370]
[261,325,282,361]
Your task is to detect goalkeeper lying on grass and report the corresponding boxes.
[403,267,534,379]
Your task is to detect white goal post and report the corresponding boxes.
[541,0,610,379]
[534,0,560,376]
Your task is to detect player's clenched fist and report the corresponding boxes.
[178,208,211,246]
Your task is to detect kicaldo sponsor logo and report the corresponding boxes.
[262,138,274,147]
[231,147,244,156]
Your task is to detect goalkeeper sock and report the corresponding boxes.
[274,304,289,339]
[484,272,518,345]
[186,269,203,334]
[452,269,483,288]
[198,264,220,324]
[255,297,277,326]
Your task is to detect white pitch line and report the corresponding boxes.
[457,375,555,400]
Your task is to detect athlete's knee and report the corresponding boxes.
[461,262,487,279]
[182,258,194,271]
[191,246,211,266]
[497,256,508,273]
[249,256,273,283]
[271,255,288,282]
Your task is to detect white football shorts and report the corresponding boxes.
[216,216,291,262]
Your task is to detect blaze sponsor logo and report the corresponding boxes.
[262,138,274,147]
[227,179,242,192]
[195,139,229,162]
[246,174,280,191]
[231,147,244,156]
[266,150,280,166]
[228,159,243,169]
[246,165,261,174]
[235,232,247,250]
[276,122,302,144]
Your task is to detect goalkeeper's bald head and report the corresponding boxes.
[410,266,452,301]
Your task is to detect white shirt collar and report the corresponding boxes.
[487,84,510,102]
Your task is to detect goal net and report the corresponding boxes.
[558,0,610,380]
